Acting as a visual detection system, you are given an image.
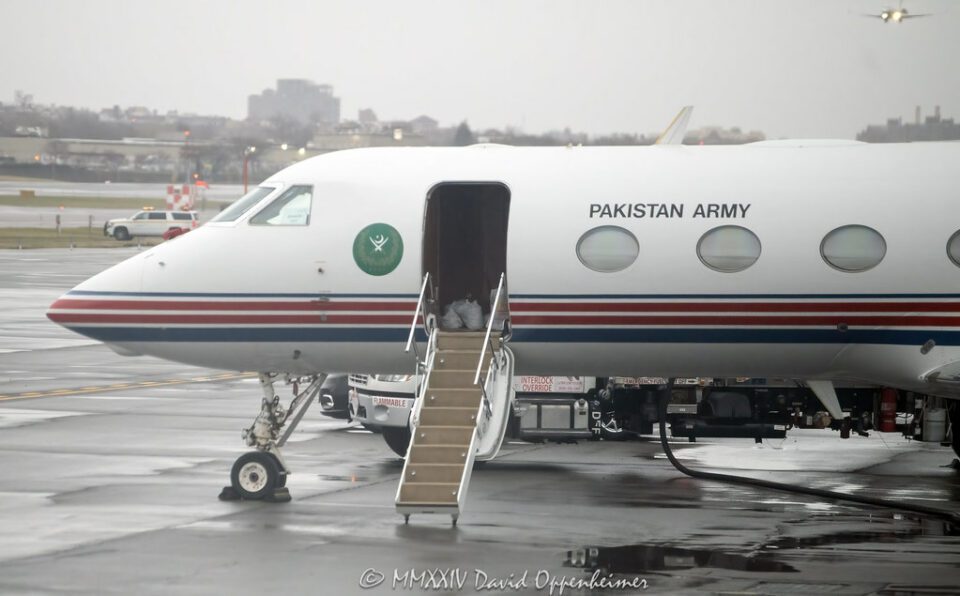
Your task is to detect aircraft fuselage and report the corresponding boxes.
[47,141,960,399]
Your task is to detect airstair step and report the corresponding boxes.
[413,425,475,445]
[407,444,471,464]
[422,388,483,408]
[436,332,487,351]
[419,406,478,427]
[434,350,485,370]
[429,369,481,389]
[404,463,465,484]
[398,482,459,505]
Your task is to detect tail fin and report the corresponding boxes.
[655,106,694,146]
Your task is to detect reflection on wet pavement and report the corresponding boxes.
[565,543,799,573]
[317,474,369,482]
[768,514,958,550]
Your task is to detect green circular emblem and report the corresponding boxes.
[353,223,404,276]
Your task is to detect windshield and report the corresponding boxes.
[210,186,276,223]
[250,185,312,225]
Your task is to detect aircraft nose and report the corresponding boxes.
[46,252,145,339]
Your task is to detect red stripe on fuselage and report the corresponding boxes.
[510,302,960,313]
[50,299,416,312]
[47,313,414,325]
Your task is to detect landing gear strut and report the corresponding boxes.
[219,372,325,502]
[949,402,960,462]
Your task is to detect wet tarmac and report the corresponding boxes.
[1,249,959,595]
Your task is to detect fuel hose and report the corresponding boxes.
[656,381,960,525]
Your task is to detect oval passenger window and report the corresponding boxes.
[696,226,761,272]
[576,226,639,272]
[947,231,960,268]
[821,225,886,272]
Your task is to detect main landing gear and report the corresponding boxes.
[219,372,325,503]
[949,402,960,463]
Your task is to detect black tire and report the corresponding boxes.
[266,453,287,488]
[230,451,280,499]
[382,426,412,457]
[113,227,130,241]
[599,414,628,441]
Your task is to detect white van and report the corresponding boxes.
[104,209,199,240]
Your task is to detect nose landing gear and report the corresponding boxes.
[231,451,283,500]
[219,372,325,503]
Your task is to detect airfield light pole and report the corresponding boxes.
[182,130,191,186]
[242,146,256,193]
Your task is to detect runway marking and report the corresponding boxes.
[0,372,256,402]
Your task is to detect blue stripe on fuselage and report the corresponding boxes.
[60,325,960,346]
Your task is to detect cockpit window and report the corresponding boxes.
[250,185,312,226]
[210,186,276,223]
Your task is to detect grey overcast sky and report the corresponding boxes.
[1,0,957,139]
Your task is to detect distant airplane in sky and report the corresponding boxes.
[864,2,931,23]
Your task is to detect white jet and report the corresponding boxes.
[47,111,960,521]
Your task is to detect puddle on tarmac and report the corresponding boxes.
[318,474,369,482]
[564,544,798,574]
[768,515,959,550]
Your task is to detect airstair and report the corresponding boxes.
[395,273,514,525]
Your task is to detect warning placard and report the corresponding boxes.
[512,376,587,394]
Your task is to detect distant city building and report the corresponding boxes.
[126,106,154,121]
[358,108,378,123]
[247,79,341,126]
[685,126,764,145]
[13,125,48,138]
[310,131,428,151]
[409,115,439,135]
[857,106,960,142]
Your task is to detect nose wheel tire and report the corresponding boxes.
[230,451,281,499]
[267,452,288,488]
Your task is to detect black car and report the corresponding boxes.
[318,374,351,419]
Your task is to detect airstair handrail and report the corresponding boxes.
[409,326,439,431]
[474,272,507,387]
[405,272,434,363]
